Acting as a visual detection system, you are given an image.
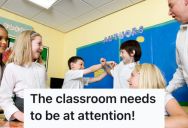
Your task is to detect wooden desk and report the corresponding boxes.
[0,120,23,128]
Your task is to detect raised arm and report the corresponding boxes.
[166,49,186,93]
[100,58,116,76]
[83,64,103,75]
[88,72,107,83]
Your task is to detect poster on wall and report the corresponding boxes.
[41,46,49,70]
[0,16,33,38]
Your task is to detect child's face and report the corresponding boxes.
[0,28,8,53]
[120,49,132,64]
[128,71,139,88]
[32,36,43,61]
[71,59,84,70]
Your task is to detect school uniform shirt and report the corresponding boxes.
[166,24,188,93]
[165,92,174,116]
[0,62,47,121]
[110,61,136,88]
[62,70,89,89]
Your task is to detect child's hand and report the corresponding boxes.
[107,61,117,69]
[12,111,24,122]
[100,58,107,66]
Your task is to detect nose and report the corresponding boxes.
[168,9,172,16]
[0,39,7,48]
[40,45,43,51]
[1,38,7,44]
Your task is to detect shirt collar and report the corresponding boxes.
[120,61,136,68]
[180,24,188,30]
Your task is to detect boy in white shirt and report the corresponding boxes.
[101,40,141,88]
[62,56,113,89]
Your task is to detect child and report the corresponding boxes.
[62,56,113,89]
[0,30,47,122]
[0,24,9,83]
[128,63,188,128]
[101,40,141,88]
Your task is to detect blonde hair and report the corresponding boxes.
[133,63,166,89]
[8,30,41,66]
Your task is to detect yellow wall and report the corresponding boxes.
[63,0,173,75]
[0,9,65,85]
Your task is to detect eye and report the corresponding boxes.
[169,3,173,9]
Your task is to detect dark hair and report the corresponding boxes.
[68,56,84,69]
[0,24,8,66]
[120,40,142,62]
[0,24,8,34]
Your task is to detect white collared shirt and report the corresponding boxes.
[0,62,47,120]
[166,24,188,92]
[111,61,136,88]
[62,70,89,89]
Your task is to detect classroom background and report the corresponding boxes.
[0,0,187,105]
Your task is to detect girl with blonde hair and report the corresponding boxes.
[129,64,165,89]
[0,30,47,122]
[128,63,188,128]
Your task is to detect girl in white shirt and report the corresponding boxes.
[128,63,188,128]
[0,30,47,122]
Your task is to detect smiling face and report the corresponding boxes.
[168,0,188,23]
[31,36,43,61]
[0,28,8,53]
[120,49,133,64]
[71,59,85,70]
[128,71,140,88]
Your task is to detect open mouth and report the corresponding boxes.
[0,46,6,50]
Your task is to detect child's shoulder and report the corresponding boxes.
[6,62,17,68]
[67,69,83,73]
[32,62,46,69]
[65,69,84,76]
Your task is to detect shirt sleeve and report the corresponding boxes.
[66,70,84,81]
[166,48,186,93]
[82,77,90,86]
[0,64,19,121]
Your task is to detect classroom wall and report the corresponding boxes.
[63,0,173,75]
[0,9,65,85]
[0,0,175,79]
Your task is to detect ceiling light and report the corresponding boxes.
[28,0,58,9]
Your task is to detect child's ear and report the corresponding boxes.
[130,50,135,57]
[70,62,74,68]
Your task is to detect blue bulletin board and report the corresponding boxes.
[77,20,188,103]
[77,39,120,88]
